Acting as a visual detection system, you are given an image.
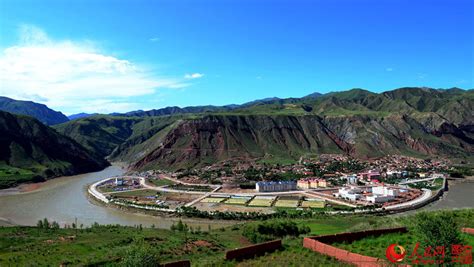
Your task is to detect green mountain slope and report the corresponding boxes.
[0,111,109,188]
[0,97,69,125]
[54,87,474,170]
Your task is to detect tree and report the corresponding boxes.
[42,218,50,230]
[37,219,44,229]
[414,212,463,266]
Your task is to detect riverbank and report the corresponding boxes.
[88,175,451,220]
[0,166,238,229]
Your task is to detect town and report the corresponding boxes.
[89,155,451,216]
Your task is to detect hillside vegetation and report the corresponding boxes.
[0,209,472,266]
[54,87,474,170]
[0,97,68,125]
[0,111,109,188]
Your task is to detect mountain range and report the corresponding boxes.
[0,87,473,187]
[0,111,108,188]
[0,97,69,125]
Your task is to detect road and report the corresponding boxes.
[384,188,432,210]
[399,177,439,185]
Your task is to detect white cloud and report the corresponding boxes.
[149,37,160,42]
[386,68,393,72]
[0,25,189,114]
[184,73,204,79]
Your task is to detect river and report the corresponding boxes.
[423,179,474,211]
[1,167,472,228]
[0,166,236,229]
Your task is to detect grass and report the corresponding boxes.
[248,198,275,207]
[300,201,325,208]
[147,178,175,187]
[0,210,472,266]
[110,189,160,198]
[274,200,299,208]
[201,197,227,203]
[224,198,251,205]
[0,161,37,189]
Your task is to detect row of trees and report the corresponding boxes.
[242,220,310,243]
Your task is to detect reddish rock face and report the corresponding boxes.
[132,114,473,170]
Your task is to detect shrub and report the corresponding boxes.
[243,220,310,243]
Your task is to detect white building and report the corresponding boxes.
[115,177,124,186]
[336,186,363,201]
[366,194,394,203]
[255,181,297,192]
[372,186,399,196]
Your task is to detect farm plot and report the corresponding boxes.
[301,200,325,208]
[224,197,252,205]
[274,199,300,208]
[248,196,276,207]
[200,197,227,203]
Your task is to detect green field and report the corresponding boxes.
[201,197,227,203]
[300,200,325,208]
[248,197,275,207]
[0,210,472,266]
[0,162,36,188]
[224,197,251,205]
[274,199,299,208]
[110,189,160,198]
[147,178,175,187]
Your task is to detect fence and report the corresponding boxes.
[225,239,282,261]
[303,227,408,267]
[462,228,474,235]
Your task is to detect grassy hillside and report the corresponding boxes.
[0,209,472,266]
[0,96,68,125]
[0,111,109,188]
[53,88,474,170]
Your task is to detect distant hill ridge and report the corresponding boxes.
[0,97,69,125]
[53,87,474,171]
[0,110,109,188]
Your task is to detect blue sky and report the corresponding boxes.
[0,0,472,114]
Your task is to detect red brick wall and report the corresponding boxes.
[225,239,282,261]
[303,228,408,267]
[462,228,474,235]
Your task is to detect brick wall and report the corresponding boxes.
[225,239,282,261]
[303,227,408,267]
[462,228,474,235]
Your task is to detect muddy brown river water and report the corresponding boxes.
[0,167,472,227]
[0,166,236,229]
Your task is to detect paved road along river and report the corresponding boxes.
[0,166,236,229]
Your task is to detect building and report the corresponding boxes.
[372,186,399,197]
[297,179,310,189]
[256,181,297,192]
[358,170,381,181]
[318,179,328,188]
[335,186,363,202]
[297,178,328,189]
[366,194,394,203]
[341,174,358,184]
[115,177,124,186]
